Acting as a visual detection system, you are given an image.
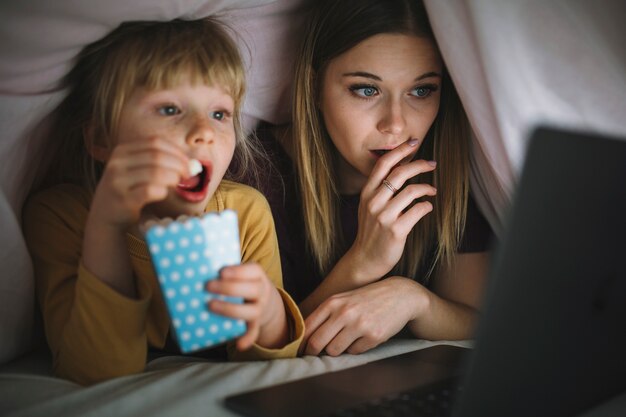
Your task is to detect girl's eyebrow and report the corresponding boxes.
[342,71,442,82]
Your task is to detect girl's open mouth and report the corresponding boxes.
[175,162,211,203]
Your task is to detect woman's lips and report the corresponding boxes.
[370,139,419,160]
[175,162,211,203]
[370,149,391,158]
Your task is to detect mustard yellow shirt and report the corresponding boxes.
[23,180,304,385]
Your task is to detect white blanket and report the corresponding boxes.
[1,340,465,416]
[2,338,626,416]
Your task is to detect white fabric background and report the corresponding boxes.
[424,0,626,235]
[1,0,625,364]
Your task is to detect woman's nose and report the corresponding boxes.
[377,99,407,135]
[186,115,214,146]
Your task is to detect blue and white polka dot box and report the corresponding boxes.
[145,210,247,353]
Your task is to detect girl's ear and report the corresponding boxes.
[83,125,110,162]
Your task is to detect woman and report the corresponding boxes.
[252,0,492,356]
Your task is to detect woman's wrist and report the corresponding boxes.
[388,276,431,323]
[402,279,479,340]
[334,247,378,286]
[299,252,382,317]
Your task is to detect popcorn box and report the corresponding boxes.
[145,210,247,353]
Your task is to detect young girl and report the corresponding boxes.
[251,0,493,356]
[22,18,303,385]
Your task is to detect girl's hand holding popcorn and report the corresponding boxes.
[207,263,289,350]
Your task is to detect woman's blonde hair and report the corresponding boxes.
[292,0,470,282]
[45,18,263,192]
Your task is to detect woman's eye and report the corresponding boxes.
[350,85,379,98]
[158,105,181,116]
[415,87,430,97]
[411,85,438,98]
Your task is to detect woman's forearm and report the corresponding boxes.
[406,288,479,340]
[299,252,373,316]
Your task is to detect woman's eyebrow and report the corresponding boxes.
[415,71,441,81]
[342,71,442,81]
[342,71,381,81]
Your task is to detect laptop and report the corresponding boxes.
[224,126,626,417]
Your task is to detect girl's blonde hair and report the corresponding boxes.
[292,0,470,282]
[45,18,263,192]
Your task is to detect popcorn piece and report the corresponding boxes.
[188,159,203,177]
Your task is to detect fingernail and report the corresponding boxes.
[428,160,437,167]
[408,138,419,146]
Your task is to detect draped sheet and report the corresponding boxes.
[424,0,626,235]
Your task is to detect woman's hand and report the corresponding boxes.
[89,137,189,231]
[207,263,289,351]
[299,140,436,316]
[301,277,427,356]
[302,252,490,355]
[345,139,437,284]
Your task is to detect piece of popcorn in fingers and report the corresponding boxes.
[188,159,203,176]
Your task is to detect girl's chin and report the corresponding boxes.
[143,196,210,219]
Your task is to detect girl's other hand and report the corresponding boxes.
[89,137,189,230]
[207,263,288,350]
[347,139,437,283]
[301,277,427,356]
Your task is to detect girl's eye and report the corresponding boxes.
[350,85,379,98]
[158,105,181,116]
[211,110,232,121]
[411,85,438,98]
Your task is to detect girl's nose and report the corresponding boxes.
[186,115,214,146]
[377,98,406,136]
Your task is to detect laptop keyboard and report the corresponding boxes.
[324,378,462,417]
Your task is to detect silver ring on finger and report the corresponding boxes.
[382,179,398,194]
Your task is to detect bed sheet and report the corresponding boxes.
[2,338,625,417]
[1,339,468,417]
